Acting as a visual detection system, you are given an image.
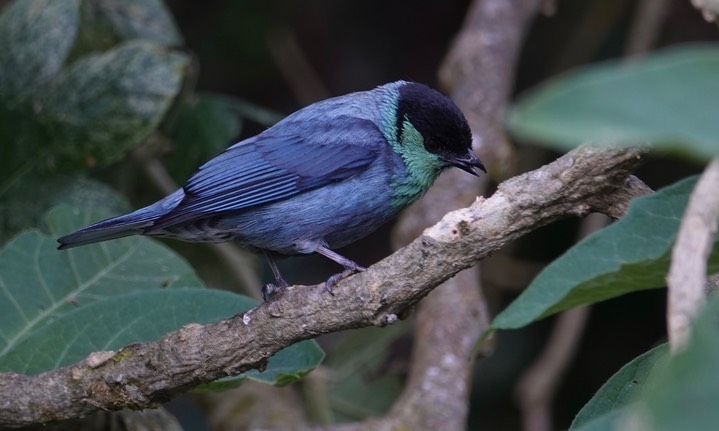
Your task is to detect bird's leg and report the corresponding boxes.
[261,250,289,301]
[314,246,366,295]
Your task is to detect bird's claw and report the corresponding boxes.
[262,264,365,299]
[261,281,288,302]
[350,263,367,272]
[324,266,365,295]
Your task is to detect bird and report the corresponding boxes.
[57,81,485,299]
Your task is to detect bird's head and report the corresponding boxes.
[393,82,486,177]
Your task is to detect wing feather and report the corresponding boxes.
[149,116,384,230]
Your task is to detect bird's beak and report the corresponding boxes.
[448,149,486,176]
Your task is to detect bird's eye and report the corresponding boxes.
[422,136,444,155]
[422,137,434,152]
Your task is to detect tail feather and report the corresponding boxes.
[57,189,185,250]
[57,215,154,249]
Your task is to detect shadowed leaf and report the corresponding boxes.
[76,0,183,51]
[570,345,666,430]
[0,0,79,103]
[508,44,719,161]
[492,177,719,329]
[0,205,201,357]
[39,41,188,168]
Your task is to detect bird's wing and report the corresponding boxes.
[150,116,384,230]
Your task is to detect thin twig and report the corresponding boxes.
[515,213,611,431]
[268,29,331,105]
[667,157,719,353]
[516,306,590,431]
[624,0,670,58]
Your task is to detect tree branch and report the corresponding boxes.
[690,0,719,22]
[0,146,644,427]
[667,156,719,353]
[624,0,669,58]
[516,306,590,431]
[359,0,543,430]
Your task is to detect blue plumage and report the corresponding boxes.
[58,81,485,297]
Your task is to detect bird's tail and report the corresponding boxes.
[57,189,185,250]
[57,214,153,249]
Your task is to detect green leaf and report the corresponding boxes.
[0,289,324,388]
[325,325,408,420]
[0,176,128,243]
[78,0,183,48]
[167,93,244,182]
[0,203,323,387]
[0,0,79,103]
[44,177,130,215]
[571,344,667,430]
[166,92,283,183]
[621,295,719,430]
[508,43,719,161]
[242,338,325,386]
[0,4,186,190]
[0,205,201,357]
[573,297,719,431]
[0,0,80,189]
[492,176,719,329]
[39,40,189,167]
[570,410,623,431]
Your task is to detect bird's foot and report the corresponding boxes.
[324,265,366,295]
[261,250,292,302]
[261,280,288,302]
